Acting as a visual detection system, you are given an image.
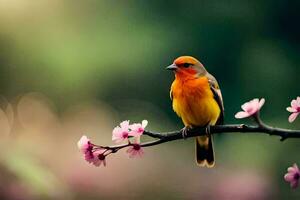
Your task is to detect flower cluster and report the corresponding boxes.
[77,120,147,167]
[112,120,147,157]
[112,120,147,144]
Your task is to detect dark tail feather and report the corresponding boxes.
[196,135,215,167]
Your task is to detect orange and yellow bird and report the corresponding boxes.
[167,56,224,167]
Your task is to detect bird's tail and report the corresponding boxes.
[196,135,215,167]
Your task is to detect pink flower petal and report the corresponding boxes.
[112,127,121,139]
[287,107,297,113]
[84,153,93,163]
[93,159,106,167]
[127,148,134,154]
[130,151,138,158]
[129,123,143,137]
[112,121,130,143]
[77,135,88,148]
[235,111,251,119]
[248,98,260,115]
[297,97,300,105]
[288,164,299,173]
[129,120,148,137]
[285,173,295,182]
[103,160,107,166]
[289,113,299,123]
[251,98,259,106]
[291,181,299,189]
[77,135,92,154]
[92,149,106,167]
[288,167,298,174]
[137,148,144,157]
[120,120,130,129]
[126,143,144,158]
[236,98,265,119]
[241,102,251,112]
[291,100,298,108]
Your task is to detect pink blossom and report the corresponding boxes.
[287,97,300,123]
[84,150,94,163]
[78,135,106,167]
[126,138,144,158]
[284,164,300,189]
[127,144,144,158]
[129,120,148,137]
[112,120,130,143]
[235,98,265,119]
[84,148,107,167]
[77,135,92,154]
[92,149,107,167]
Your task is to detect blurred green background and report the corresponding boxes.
[0,0,299,199]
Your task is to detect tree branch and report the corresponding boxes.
[144,123,300,142]
[99,118,300,154]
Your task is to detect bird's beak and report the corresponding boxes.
[166,63,178,71]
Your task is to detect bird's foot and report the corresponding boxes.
[182,127,188,139]
[205,124,211,137]
[181,126,191,139]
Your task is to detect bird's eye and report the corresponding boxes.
[183,63,191,68]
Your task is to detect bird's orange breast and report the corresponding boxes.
[171,76,220,127]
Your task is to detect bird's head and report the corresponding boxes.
[166,56,207,78]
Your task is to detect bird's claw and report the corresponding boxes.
[181,127,190,139]
[205,125,211,137]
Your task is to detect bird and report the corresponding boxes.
[166,56,224,167]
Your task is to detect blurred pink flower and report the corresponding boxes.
[212,171,271,200]
[129,120,148,137]
[84,149,107,167]
[287,97,300,123]
[92,149,107,167]
[77,135,92,154]
[284,163,300,189]
[77,135,107,167]
[84,150,94,163]
[235,98,265,119]
[127,144,144,158]
[112,120,131,143]
[127,138,144,158]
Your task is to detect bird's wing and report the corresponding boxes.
[206,73,224,125]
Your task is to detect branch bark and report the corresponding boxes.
[99,118,300,154]
[143,123,300,142]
